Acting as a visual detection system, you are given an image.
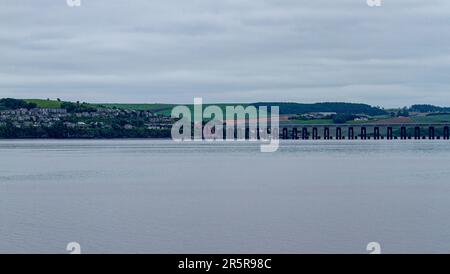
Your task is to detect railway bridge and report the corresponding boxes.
[277,123,450,140]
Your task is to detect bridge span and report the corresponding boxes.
[276,123,450,140]
[204,123,450,140]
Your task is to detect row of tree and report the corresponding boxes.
[0,98,37,110]
[409,104,450,113]
[60,102,97,113]
[0,122,171,139]
[252,102,387,116]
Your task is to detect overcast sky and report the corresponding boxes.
[0,0,449,107]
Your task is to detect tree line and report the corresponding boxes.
[0,98,37,110]
[252,102,387,116]
[0,122,171,139]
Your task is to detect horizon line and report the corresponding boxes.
[5,97,448,110]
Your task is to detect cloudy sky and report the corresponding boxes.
[0,0,449,107]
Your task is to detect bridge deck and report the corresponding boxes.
[279,123,450,128]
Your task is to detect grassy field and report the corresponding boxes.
[25,99,63,108]
[25,100,177,114]
[23,100,252,115]
[98,103,176,115]
[281,119,334,125]
[411,114,450,123]
[99,103,252,116]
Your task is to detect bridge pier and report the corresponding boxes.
[387,127,393,140]
[312,127,318,140]
[238,128,246,139]
[445,126,450,140]
[272,128,278,138]
[282,128,288,140]
[324,128,330,140]
[227,127,234,140]
[360,127,367,140]
[414,127,421,140]
[374,127,380,140]
[429,127,435,140]
[401,127,407,140]
[348,127,354,140]
[336,127,342,140]
[292,128,298,140]
[302,127,308,140]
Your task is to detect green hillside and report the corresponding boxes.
[97,102,386,116]
[411,114,450,123]
[25,99,62,108]
[21,99,387,117]
[1,98,38,110]
[253,102,387,116]
[98,103,176,115]
[98,103,250,116]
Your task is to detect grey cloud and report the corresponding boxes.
[0,0,449,107]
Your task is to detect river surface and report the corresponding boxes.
[1,139,450,254]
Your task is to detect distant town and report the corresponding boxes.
[0,98,174,138]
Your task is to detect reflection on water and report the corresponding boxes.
[1,140,450,254]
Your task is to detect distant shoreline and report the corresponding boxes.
[2,98,450,139]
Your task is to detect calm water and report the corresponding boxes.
[1,139,450,254]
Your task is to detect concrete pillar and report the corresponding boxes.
[361,127,367,140]
[292,128,298,140]
[401,127,407,140]
[444,126,450,140]
[414,127,421,140]
[324,128,330,140]
[387,127,393,140]
[227,127,234,140]
[429,127,435,139]
[312,127,318,140]
[348,127,354,140]
[302,127,308,140]
[282,128,288,140]
[236,128,246,139]
[374,127,380,140]
[272,128,278,138]
[336,127,342,140]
